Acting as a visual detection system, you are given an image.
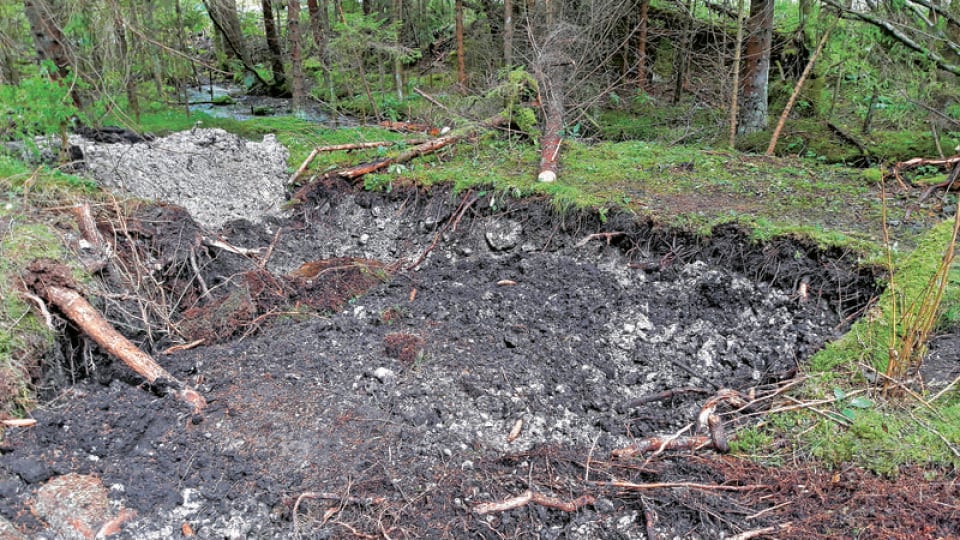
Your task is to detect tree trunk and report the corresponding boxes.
[504,0,514,67]
[394,0,404,100]
[262,0,286,86]
[637,0,649,91]
[204,0,246,62]
[307,0,323,48]
[455,0,467,88]
[737,0,774,135]
[23,0,81,109]
[108,0,139,121]
[289,0,305,115]
[672,0,695,104]
[203,0,275,90]
[728,0,744,146]
[766,19,836,155]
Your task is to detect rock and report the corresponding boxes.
[371,367,396,383]
[34,474,133,540]
[484,220,522,251]
[0,515,27,540]
[3,457,52,484]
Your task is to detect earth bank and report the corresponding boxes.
[0,129,956,539]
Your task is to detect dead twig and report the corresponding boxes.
[292,491,386,535]
[202,236,264,257]
[20,291,55,330]
[473,490,595,515]
[407,191,477,271]
[728,523,792,540]
[574,231,624,248]
[612,435,713,458]
[592,479,763,492]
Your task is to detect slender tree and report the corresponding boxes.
[729,0,745,146]
[504,0,514,67]
[636,0,649,91]
[738,0,775,135]
[288,0,305,115]
[455,0,466,87]
[262,0,286,87]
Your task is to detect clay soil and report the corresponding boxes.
[2,177,959,539]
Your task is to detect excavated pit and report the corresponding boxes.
[4,130,934,538]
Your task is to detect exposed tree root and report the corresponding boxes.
[473,489,595,515]
[25,259,206,413]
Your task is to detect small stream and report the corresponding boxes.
[184,83,354,126]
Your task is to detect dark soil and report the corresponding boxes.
[1,180,958,539]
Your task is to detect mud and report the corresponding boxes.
[0,141,957,538]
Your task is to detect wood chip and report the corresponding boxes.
[1,418,37,427]
[496,279,517,286]
[507,418,523,443]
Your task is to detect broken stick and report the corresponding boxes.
[292,114,507,204]
[287,140,430,184]
[27,260,205,413]
[473,490,595,515]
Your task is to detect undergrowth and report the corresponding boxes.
[0,157,96,420]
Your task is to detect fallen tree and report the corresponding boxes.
[291,114,507,204]
[25,259,206,413]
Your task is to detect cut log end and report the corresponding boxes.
[176,388,207,415]
[538,170,557,183]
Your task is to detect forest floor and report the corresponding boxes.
[0,129,958,539]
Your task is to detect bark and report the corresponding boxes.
[292,115,508,202]
[503,0,514,67]
[27,264,205,413]
[672,0,694,104]
[538,98,562,183]
[203,0,246,61]
[23,0,81,109]
[636,0,649,91]
[737,0,774,135]
[288,139,430,183]
[728,0,744,147]
[766,20,836,155]
[288,0,305,115]
[202,0,273,90]
[455,0,467,88]
[307,0,326,49]
[262,0,286,86]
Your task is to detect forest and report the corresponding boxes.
[1,0,960,538]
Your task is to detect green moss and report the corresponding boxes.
[811,218,960,372]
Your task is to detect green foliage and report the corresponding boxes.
[0,66,80,142]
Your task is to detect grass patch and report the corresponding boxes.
[0,156,98,420]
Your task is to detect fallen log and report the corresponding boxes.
[292,114,507,204]
[26,260,206,413]
[287,140,431,184]
[537,97,563,183]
